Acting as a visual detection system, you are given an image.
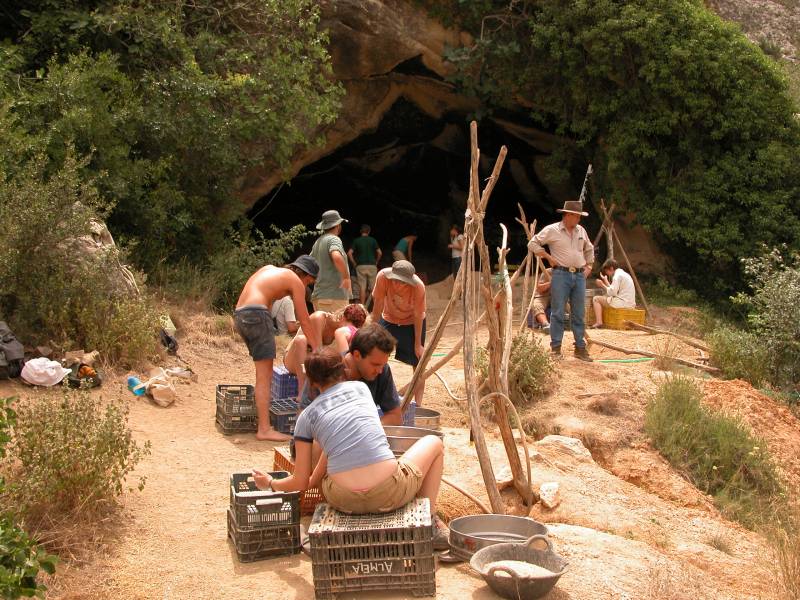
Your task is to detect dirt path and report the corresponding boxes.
[3,284,793,599]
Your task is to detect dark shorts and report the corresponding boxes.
[378,317,427,367]
[233,305,276,361]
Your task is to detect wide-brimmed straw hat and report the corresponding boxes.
[386,260,417,286]
[556,200,589,216]
[316,210,348,230]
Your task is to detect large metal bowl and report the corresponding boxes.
[447,514,549,562]
[383,425,444,456]
[413,407,441,430]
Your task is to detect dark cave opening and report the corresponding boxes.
[250,98,595,282]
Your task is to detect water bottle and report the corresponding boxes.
[127,375,146,396]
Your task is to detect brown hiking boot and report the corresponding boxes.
[574,346,593,362]
[550,345,561,358]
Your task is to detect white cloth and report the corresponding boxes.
[605,268,636,308]
[450,233,464,258]
[271,296,296,336]
[21,357,71,386]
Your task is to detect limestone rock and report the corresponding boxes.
[536,435,594,463]
[539,481,561,509]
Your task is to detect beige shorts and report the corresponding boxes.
[532,296,550,317]
[312,298,350,313]
[356,265,377,293]
[321,458,423,514]
[593,295,630,309]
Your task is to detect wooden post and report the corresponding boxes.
[585,334,720,374]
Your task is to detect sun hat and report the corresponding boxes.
[288,255,319,278]
[556,200,589,216]
[316,210,348,231]
[386,260,417,286]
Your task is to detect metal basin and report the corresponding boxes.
[383,425,444,456]
[447,514,548,562]
[413,407,441,430]
[470,535,568,599]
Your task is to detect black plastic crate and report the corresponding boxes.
[227,508,300,562]
[308,499,435,599]
[216,384,256,416]
[229,471,300,528]
[215,406,257,435]
[269,397,298,434]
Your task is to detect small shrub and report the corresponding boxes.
[771,507,800,600]
[477,333,554,407]
[707,326,770,387]
[0,398,56,599]
[521,414,560,440]
[4,389,151,529]
[705,532,732,555]
[645,375,783,528]
[651,335,680,371]
[587,394,619,415]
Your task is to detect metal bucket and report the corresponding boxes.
[470,535,568,599]
[383,426,444,456]
[445,514,549,562]
[413,407,441,430]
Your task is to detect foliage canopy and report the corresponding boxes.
[418,0,800,297]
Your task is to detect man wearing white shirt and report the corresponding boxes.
[591,259,636,328]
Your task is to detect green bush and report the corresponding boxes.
[645,376,784,528]
[477,333,554,406]
[0,398,56,599]
[4,389,150,527]
[707,326,771,387]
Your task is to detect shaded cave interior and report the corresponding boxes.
[250,97,600,283]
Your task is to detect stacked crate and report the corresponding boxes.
[227,471,301,562]
[270,366,299,434]
[215,384,257,435]
[272,446,324,515]
[308,499,435,599]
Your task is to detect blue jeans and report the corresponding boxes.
[549,269,586,349]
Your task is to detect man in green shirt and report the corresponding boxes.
[311,210,352,313]
[348,224,382,304]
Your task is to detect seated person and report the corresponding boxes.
[284,304,367,394]
[301,323,403,425]
[253,348,448,549]
[271,295,299,337]
[529,267,552,333]
[591,258,636,328]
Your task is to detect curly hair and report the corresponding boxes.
[343,303,367,328]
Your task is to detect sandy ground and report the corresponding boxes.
[1,278,795,600]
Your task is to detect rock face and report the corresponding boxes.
[707,0,800,60]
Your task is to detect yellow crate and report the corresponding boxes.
[602,306,646,330]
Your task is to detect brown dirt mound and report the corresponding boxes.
[703,379,800,490]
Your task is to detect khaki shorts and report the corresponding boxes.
[356,265,377,294]
[321,458,423,514]
[593,295,630,309]
[532,296,550,317]
[312,298,350,313]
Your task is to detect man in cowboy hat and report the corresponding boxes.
[371,260,427,405]
[234,255,321,441]
[311,210,352,313]
[528,200,595,361]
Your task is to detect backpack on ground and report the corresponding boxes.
[0,321,25,379]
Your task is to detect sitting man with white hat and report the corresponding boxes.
[371,260,427,405]
[528,200,595,362]
[310,210,352,313]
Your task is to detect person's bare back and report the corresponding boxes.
[237,266,296,309]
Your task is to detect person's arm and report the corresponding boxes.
[407,238,414,262]
[253,439,313,491]
[451,234,463,251]
[347,247,357,268]
[291,280,320,350]
[380,407,402,425]
[607,271,622,298]
[330,249,352,294]
[528,228,558,267]
[582,227,594,277]
[374,240,383,265]
[333,326,350,355]
[375,365,402,425]
[307,452,328,489]
[371,273,386,322]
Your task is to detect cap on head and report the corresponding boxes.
[316,210,348,231]
[386,260,417,286]
[289,255,319,278]
[556,200,589,217]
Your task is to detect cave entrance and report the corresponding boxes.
[250,98,586,283]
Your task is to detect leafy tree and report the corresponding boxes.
[419,0,800,297]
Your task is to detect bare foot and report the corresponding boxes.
[255,428,291,442]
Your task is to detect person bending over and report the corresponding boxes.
[253,348,448,548]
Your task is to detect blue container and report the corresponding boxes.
[127,375,146,396]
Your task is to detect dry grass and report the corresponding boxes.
[772,509,800,600]
[587,394,620,415]
[651,335,681,371]
[646,559,711,600]
[521,414,561,440]
[705,531,732,555]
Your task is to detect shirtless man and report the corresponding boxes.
[283,304,367,395]
[234,255,321,441]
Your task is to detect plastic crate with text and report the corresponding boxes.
[271,365,298,399]
[215,405,257,435]
[308,499,435,599]
[216,384,256,416]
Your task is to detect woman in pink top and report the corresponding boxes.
[371,260,427,405]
